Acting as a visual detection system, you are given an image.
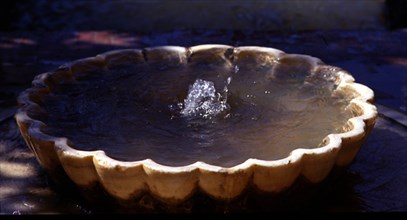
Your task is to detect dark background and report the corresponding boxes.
[1,0,407,31]
[1,0,406,113]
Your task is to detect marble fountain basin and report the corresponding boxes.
[15,45,377,207]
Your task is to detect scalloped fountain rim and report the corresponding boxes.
[15,45,378,204]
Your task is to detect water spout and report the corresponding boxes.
[179,78,230,119]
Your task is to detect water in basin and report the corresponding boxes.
[37,60,355,167]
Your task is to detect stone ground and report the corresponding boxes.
[0,29,407,213]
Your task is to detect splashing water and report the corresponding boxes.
[179,78,231,119]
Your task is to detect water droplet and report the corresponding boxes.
[226,76,232,85]
[23,201,35,208]
[234,65,240,73]
[264,90,271,94]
